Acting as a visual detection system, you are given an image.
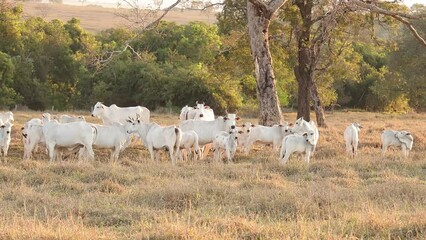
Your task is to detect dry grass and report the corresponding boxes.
[0,110,425,239]
[21,2,217,33]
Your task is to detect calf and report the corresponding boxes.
[344,122,362,158]
[91,122,132,162]
[59,114,86,123]
[381,130,414,158]
[178,130,201,161]
[244,123,292,154]
[212,130,238,163]
[126,117,181,164]
[0,121,13,162]
[279,130,315,164]
[236,122,254,153]
[291,117,320,153]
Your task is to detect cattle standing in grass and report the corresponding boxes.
[0,111,14,123]
[91,122,132,162]
[236,122,254,153]
[291,117,319,153]
[279,130,315,164]
[212,130,238,163]
[22,120,45,160]
[0,121,12,162]
[244,123,292,154]
[126,117,181,164]
[179,102,215,121]
[344,123,362,158]
[42,120,96,162]
[381,130,414,158]
[92,102,150,124]
[179,114,239,158]
[178,130,201,161]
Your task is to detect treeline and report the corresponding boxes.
[0,1,425,113]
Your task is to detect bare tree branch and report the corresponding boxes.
[346,0,426,46]
[145,0,182,29]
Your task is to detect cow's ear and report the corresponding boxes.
[205,105,210,109]
[236,117,240,120]
[289,123,293,127]
[251,124,255,127]
[242,124,246,127]
[278,124,283,127]
[303,132,308,137]
[406,132,411,135]
[238,131,243,134]
[1,125,4,128]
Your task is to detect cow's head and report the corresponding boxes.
[396,131,414,150]
[303,130,315,145]
[223,113,240,130]
[241,122,254,133]
[2,122,12,135]
[91,102,105,118]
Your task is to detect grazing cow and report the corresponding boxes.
[0,121,13,161]
[344,122,362,158]
[179,102,215,121]
[244,123,292,154]
[126,118,181,164]
[0,111,14,123]
[279,130,316,164]
[91,122,131,162]
[381,130,414,158]
[91,102,150,124]
[291,117,319,153]
[212,130,238,163]
[178,130,201,161]
[59,114,86,123]
[42,121,96,162]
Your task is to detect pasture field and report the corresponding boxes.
[0,110,426,239]
[22,2,217,33]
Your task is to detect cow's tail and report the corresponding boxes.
[174,127,182,157]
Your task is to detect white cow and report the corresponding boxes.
[42,113,54,124]
[22,122,45,160]
[344,122,362,158]
[244,123,293,154]
[381,130,414,158]
[291,117,319,153]
[92,102,150,124]
[59,114,86,123]
[91,122,131,162]
[0,121,13,161]
[179,102,215,121]
[0,111,14,123]
[179,114,239,146]
[279,130,316,164]
[179,105,196,121]
[42,121,96,162]
[212,130,238,163]
[126,118,181,164]
[236,122,254,153]
[178,130,201,161]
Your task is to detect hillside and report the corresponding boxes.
[21,2,218,33]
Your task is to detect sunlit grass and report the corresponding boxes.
[0,110,425,239]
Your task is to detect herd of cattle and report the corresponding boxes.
[0,102,415,164]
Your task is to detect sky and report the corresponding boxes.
[61,0,426,9]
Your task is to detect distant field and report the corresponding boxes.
[21,2,218,33]
[0,110,425,238]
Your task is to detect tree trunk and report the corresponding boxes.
[247,1,283,126]
[294,65,311,121]
[310,82,327,127]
